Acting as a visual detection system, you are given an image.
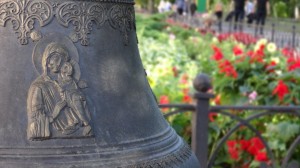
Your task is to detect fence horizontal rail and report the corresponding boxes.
[158,104,195,110]
[159,102,300,167]
[210,105,300,112]
[161,104,300,115]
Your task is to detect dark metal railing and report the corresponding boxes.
[171,14,300,49]
[159,74,300,168]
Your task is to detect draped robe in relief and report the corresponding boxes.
[27,75,79,140]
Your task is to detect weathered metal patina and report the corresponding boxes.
[0,0,200,167]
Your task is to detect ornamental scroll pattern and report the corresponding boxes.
[56,2,135,46]
[55,2,106,46]
[0,0,53,45]
[0,0,136,46]
[108,4,135,46]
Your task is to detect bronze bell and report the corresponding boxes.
[0,0,200,167]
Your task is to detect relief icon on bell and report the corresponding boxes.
[27,34,94,141]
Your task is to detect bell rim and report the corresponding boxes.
[0,128,196,167]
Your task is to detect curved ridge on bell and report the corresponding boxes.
[0,128,198,167]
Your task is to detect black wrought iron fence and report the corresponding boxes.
[171,14,300,49]
[159,74,300,168]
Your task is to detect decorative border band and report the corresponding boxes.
[0,0,135,46]
[70,0,135,5]
[56,1,135,46]
[126,143,193,168]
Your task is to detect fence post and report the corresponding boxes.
[192,73,214,167]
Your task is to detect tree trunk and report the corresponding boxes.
[148,0,155,13]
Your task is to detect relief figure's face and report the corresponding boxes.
[61,62,73,78]
[48,53,63,73]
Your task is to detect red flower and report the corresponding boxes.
[282,47,294,57]
[182,88,193,103]
[217,33,230,42]
[249,45,265,63]
[272,80,289,101]
[233,46,243,56]
[239,139,250,150]
[209,112,217,122]
[216,32,257,44]
[214,94,221,105]
[182,94,192,103]
[242,163,250,168]
[259,44,265,51]
[159,95,169,104]
[246,144,257,155]
[180,74,189,84]
[288,57,300,71]
[218,60,238,78]
[265,61,277,72]
[247,137,265,155]
[182,88,189,95]
[226,137,268,162]
[210,95,220,122]
[159,95,169,112]
[289,61,300,71]
[226,140,239,160]
[165,18,175,24]
[172,66,178,77]
[227,140,238,148]
[251,137,265,149]
[228,147,239,160]
[247,50,254,57]
[182,24,190,29]
[255,151,268,162]
[211,46,223,61]
[232,32,257,45]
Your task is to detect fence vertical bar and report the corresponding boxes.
[228,19,232,33]
[253,23,257,37]
[292,25,296,49]
[281,34,285,48]
[218,19,222,33]
[192,74,213,167]
[271,23,275,42]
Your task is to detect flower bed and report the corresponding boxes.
[136,13,300,167]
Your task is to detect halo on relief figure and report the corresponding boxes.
[32,33,81,81]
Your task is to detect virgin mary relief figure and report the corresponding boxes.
[27,42,93,141]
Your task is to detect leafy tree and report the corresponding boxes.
[136,0,161,13]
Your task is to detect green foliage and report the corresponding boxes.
[135,0,160,9]
[209,0,298,18]
[273,2,288,18]
[170,113,192,143]
[265,122,300,144]
[135,0,184,10]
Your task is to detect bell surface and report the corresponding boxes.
[0,0,200,167]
